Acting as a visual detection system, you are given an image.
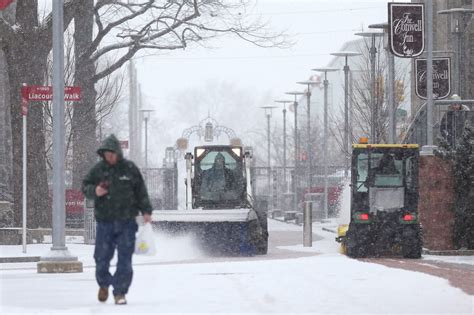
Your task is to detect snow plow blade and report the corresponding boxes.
[151,209,257,223]
[150,209,260,255]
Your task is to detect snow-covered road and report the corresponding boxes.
[1,220,473,314]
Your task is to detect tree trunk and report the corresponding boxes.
[0,48,14,227]
[72,0,97,190]
[4,0,51,228]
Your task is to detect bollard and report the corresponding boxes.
[303,201,312,247]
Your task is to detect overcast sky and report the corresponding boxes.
[127,0,411,165]
[135,0,409,103]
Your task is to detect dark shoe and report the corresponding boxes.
[98,287,109,302]
[114,295,127,305]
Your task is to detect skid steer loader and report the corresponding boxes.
[151,145,268,255]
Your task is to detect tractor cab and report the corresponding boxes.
[352,144,419,219]
[193,146,248,209]
[340,139,422,258]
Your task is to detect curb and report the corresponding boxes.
[422,249,474,256]
[0,256,41,263]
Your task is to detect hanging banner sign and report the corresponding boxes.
[388,3,425,58]
[415,57,451,100]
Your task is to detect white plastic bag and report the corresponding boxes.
[135,223,156,256]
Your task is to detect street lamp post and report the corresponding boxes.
[425,0,435,150]
[260,106,277,202]
[369,22,397,144]
[311,68,338,220]
[297,80,318,193]
[274,100,293,192]
[285,91,305,211]
[139,109,154,170]
[330,51,360,177]
[37,0,82,273]
[438,8,474,98]
[355,31,384,143]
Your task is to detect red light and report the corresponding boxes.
[403,214,414,221]
[359,213,369,221]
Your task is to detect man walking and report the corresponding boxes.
[82,134,152,305]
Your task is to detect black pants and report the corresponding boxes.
[94,219,138,296]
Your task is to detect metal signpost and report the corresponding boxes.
[20,85,81,253]
[20,85,27,253]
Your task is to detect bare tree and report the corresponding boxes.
[0,0,80,228]
[70,0,290,189]
[43,30,124,183]
[328,38,410,160]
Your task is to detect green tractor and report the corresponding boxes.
[339,142,422,258]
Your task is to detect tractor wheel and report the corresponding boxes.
[402,224,422,259]
[255,211,268,255]
[346,224,369,258]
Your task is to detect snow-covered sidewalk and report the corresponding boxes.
[0,220,473,314]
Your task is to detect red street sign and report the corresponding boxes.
[21,85,82,116]
[0,0,14,10]
[24,86,82,102]
[65,190,85,214]
[65,86,81,101]
[119,140,129,149]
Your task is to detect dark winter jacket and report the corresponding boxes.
[82,134,152,221]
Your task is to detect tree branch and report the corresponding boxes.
[38,0,81,53]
